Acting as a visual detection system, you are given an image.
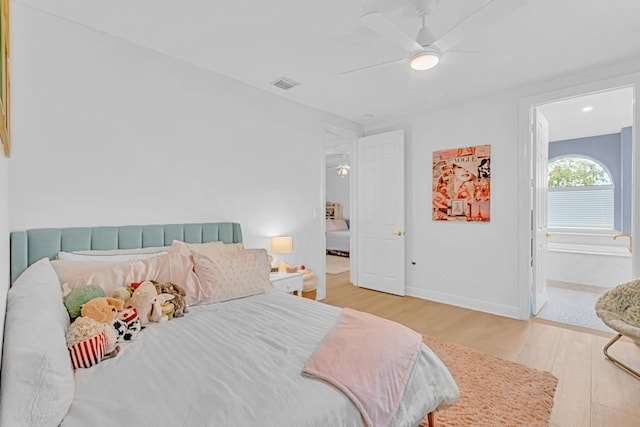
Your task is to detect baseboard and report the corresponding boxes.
[406,286,524,320]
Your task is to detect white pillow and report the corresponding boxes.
[0,258,74,426]
[57,247,166,262]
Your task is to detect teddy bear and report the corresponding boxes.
[151,281,188,318]
[80,297,125,353]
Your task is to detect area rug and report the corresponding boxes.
[326,255,350,274]
[420,335,558,427]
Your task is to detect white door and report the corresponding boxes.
[532,109,549,314]
[355,129,405,295]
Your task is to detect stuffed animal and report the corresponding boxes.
[81,297,124,323]
[148,293,175,323]
[66,317,119,369]
[151,281,188,318]
[116,307,142,341]
[125,281,167,325]
[80,297,125,353]
[112,286,132,301]
[64,285,106,320]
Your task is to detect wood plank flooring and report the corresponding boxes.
[322,272,640,427]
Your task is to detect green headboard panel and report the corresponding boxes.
[10,222,243,283]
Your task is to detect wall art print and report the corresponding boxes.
[432,144,490,222]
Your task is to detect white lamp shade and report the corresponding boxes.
[271,236,293,254]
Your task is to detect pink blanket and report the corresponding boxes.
[302,308,422,427]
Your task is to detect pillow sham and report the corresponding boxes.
[192,249,272,304]
[61,253,205,306]
[57,247,166,262]
[168,240,244,258]
[52,260,119,285]
[0,258,74,426]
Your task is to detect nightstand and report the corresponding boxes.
[270,271,303,297]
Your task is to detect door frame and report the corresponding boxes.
[517,75,639,319]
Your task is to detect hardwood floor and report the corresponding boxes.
[323,272,640,427]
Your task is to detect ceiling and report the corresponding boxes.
[19,0,640,125]
[538,87,634,142]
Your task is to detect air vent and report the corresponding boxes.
[270,77,300,91]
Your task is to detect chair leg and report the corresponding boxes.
[427,411,435,427]
[603,333,640,380]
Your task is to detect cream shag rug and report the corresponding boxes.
[326,255,350,274]
[420,335,558,427]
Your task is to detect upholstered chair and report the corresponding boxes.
[595,279,640,379]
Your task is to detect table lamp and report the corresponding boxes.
[271,236,292,272]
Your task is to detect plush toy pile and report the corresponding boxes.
[64,280,187,369]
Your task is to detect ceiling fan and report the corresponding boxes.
[340,0,526,76]
[330,154,351,176]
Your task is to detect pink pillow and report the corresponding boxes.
[332,219,349,231]
[51,260,120,285]
[61,253,205,306]
[326,219,348,232]
[326,220,338,232]
[192,249,272,304]
[169,240,245,258]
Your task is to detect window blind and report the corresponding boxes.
[548,185,614,229]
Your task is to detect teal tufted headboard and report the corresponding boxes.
[10,222,243,283]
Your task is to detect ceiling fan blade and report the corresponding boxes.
[338,56,407,77]
[432,0,526,52]
[440,51,512,67]
[361,11,423,52]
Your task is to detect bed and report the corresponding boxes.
[326,219,350,255]
[1,222,458,427]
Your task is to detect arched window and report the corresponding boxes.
[548,156,614,229]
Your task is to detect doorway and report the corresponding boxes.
[531,87,634,331]
[324,129,355,296]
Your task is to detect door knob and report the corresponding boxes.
[392,231,405,236]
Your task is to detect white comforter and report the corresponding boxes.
[62,291,458,426]
[326,230,350,253]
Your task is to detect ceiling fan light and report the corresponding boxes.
[336,165,350,176]
[410,51,440,71]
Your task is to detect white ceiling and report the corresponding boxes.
[538,87,634,142]
[18,0,640,126]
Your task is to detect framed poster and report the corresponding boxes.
[0,0,9,157]
[432,144,491,222]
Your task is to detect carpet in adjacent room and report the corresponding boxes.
[420,335,558,427]
[326,255,350,274]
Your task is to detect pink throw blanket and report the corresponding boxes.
[302,308,422,427]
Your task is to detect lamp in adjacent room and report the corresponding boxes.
[271,236,293,272]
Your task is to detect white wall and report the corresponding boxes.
[406,93,521,318]
[365,59,640,319]
[8,4,360,299]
